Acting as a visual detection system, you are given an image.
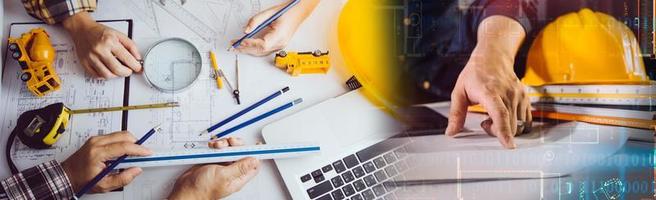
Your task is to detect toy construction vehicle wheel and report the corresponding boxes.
[312,50,322,57]
[11,51,22,60]
[8,43,19,52]
[277,51,287,58]
[20,72,31,82]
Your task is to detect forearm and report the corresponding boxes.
[62,11,97,34]
[0,160,75,200]
[21,0,97,24]
[472,16,526,66]
[290,0,320,21]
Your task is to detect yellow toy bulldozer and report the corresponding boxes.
[8,28,61,97]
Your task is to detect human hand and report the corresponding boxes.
[62,12,142,79]
[168,137,260,200]
[233,0,319,56]
[445,16,531,149]
[61,131,152,193]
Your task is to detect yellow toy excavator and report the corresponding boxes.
[8,28,61,97]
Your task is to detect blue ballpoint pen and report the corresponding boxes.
[211,98,303,140]
[74,125,162,199]
[199,86,290,136]
[228,0,301,51]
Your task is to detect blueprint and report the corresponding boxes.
[0,21,129,169]
[122,0,277,153]
[123,0,263,45]
[2,0,334,199]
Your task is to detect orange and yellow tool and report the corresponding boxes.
[209,51,224,89]
[8,28,61,97]
[274,50,330,76]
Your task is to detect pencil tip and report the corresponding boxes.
[153,124,163,132]
[198,130,208,136]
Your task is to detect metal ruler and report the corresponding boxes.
[526,84,656,106]
[157,0,218,43]
[116,143,320,168]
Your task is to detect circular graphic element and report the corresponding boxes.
[143,38,202,92]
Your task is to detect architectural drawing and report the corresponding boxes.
[123,0,263,44]
[1,22,128,169]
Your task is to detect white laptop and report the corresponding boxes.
[262,90,629,200]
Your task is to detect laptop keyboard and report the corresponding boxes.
[302,138,411,200]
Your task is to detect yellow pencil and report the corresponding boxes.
[209,51,224,89]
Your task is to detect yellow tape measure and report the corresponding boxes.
[10,102,178,149]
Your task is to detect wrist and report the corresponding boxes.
[168,188,212,200]
[62,11,96,34]
[290,0,319,20]
[60,161,81,193]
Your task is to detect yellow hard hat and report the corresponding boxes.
[523,8,652,86]
[337,0,406,108]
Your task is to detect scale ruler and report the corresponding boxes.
[157,0,217,43]
[116,143,320,168]
[527,84,656,106]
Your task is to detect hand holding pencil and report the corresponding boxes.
[230,0,319,56]
[60,131,153,194]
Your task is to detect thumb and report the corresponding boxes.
[95,167,142,192]
[222,157,260,191]
[244,5,282,33]
[446,83,470,137]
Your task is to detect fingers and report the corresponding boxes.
[244,5,282,33]
[116,34,142,61]
[103,141,152,159]
[99,51,133,77]
[80,60,100,78]
[508,97,518,138]
[517,96,529,135]
[221,157,260,192]
[209,138,230,149]
[208,137,245,149]
[112,46,141,73]
[481,95,516,149]
[480,118,495,137]
[84,29,141,79]
[234,35,283,57]
[227,137,244,146]
[89,56,117,79]
[94,167,143,193]
[89,131,137,146]
[525,104,533,133]
[446,81,470,137]
[521,95,533,134]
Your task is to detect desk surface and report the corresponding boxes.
[2,0,349,199]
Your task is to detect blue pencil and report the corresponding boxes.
[228,0,301,51]
[199,86,290,136]
[75,125,162,198]
[211,98,303,140]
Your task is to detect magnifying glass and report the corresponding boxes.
[142,38,202,93]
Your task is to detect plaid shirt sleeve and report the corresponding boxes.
[21,0,97,24]
[0,160,74,200]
